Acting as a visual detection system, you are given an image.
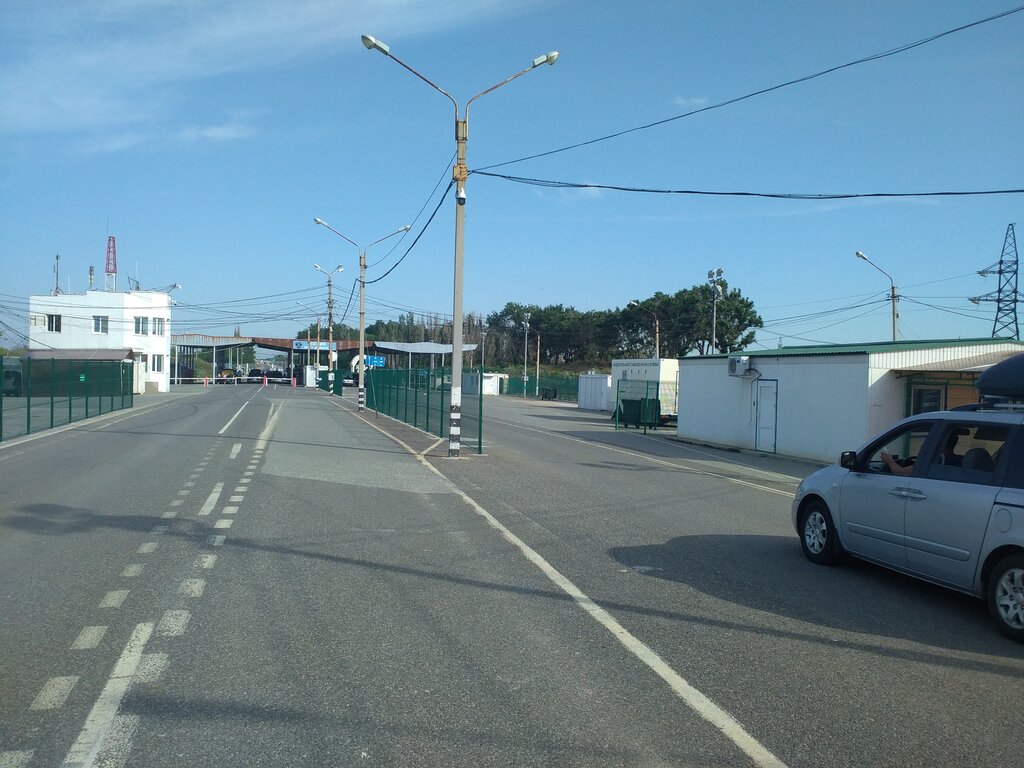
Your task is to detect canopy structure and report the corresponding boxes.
[371,342,477,355]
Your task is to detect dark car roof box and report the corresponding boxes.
[977,352,1024,399]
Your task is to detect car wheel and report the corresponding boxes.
[987,553,1024,643]
[799,500,839,565]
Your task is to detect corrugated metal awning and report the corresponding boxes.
[372,341,477,354]
[25,349,135,361]
[893,351,1021,374]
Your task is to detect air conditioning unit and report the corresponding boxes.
[728,356,750,377]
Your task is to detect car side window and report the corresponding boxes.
[924,423,1011,486]
[865,422,935,475]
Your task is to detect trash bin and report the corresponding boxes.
[540,387,557,400]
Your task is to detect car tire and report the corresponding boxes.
[799,500,840,566]
[987,553,1024,643]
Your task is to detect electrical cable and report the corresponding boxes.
[477,4,1024,172]
[366,181,455,285]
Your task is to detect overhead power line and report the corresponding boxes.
[478,4,1024,172]
[474,171,1024,200]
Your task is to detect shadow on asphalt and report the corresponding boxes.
[610,533,1024,662]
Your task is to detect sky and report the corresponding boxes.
[1,0,1022,353]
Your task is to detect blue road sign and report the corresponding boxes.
[365,355,386,368]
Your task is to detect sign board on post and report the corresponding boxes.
[365,355,386,368]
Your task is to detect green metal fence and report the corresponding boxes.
[504,372,579,402]
[614,379,662,433]
[0,356,134,442]
[364,367,483,454]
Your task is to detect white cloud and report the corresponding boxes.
[177,122,256,143]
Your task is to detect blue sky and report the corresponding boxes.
[1,0,1021,351]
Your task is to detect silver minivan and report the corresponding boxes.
[793,405,1024,642]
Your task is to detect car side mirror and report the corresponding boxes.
[839,451,858,470]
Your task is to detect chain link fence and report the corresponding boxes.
[614,379,662,433]
[1,356,135,442]
[503,372,578,402]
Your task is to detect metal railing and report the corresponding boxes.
[0,356,135,442]
[504,372,579,402]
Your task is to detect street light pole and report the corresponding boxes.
[855,251,899,341]
[522,313,530,398]
[707,268,724,353]
[628,300,661,359]
[314,218,410,410]
[314,263,343,382]
[362,33,559,456]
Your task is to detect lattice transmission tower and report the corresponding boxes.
[970,224,1019,340]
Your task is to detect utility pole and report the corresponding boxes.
[708,268,724,353]
[522,313,531,398]
[535,331,541,398]
[970,224,1020,339]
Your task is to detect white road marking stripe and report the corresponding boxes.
[238,478,251,484]
[137,542,158,554]
[199,483,224,516]
[218,400,250,435]
[183,481,195,488]
[230,443,241,459]
[178,579,205,597]
[30,676,79,710]
[207,535,226,546]
[91,714,137,768]
[62,622,153,768]
[243,471,254,477]
[150,525,168,534]
[156,610,190,637]
[71,626,107,650]
[255,403,281,452]
[223,506,238,515]
[176,489,190,496]
[169,499,184,507]
[195,554,217,569]
[233,486,246,493]
[120,565,143,578]
[229,495,244,502]
[214,519,233,529]
[99,590,128,609]
[0,751,34,768]
[348,405,789,768]
[161,510,177,519]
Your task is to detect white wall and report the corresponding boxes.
[611,358,679,415]
[578,374,613,411]
[677,355,870,463]
[28,291,172,393]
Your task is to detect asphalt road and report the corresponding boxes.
[1,385,1021,767]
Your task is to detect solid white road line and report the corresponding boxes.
[30,676,79,710]
[347,404,789,768]
[199,483,224,516]
[230,443,242,459]
[62,622,153,768]
[218,401,250,435]
[71,626,108,651]
[90,714,137,768]
[0,751,34,768]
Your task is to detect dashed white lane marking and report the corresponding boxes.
[176,489,190,497]
[195,555,217,569]
[99,590,129,609]
[91,714,137,768]
[238,478,251,485]
[207,535,226,546]
[348,404,790,768]
[199,483,224,516]
[137,542,158,554]
[229,495,244,502]
[178,579,205,597]
[0,750,34,768]
[156,610,190,637]
[161,510,177,519]
[242,471,254,477]
[183,481,196,488]
[233,486,246,493]
[136,653,169,684]
[63,622,153,768]
[230,443,242,459]
[150,525,168,534]
[214,519,233,529]
[223,506,239,515]
[71,626,108,650]
[120,565,143,578]
[30,676,79,710]
[169,499,184,508]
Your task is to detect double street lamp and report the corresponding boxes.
[854,251,899,341]
[361,33,559,457]
[628,300,661,359]
[313,263,343,377]
[314,218,410,410]
[707,268,724,353]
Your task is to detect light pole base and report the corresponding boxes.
[358,386,365,412]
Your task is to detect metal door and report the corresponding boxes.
[755,380,778,453]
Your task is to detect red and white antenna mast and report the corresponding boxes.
[104,235,117,291]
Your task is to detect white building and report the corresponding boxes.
[676,338,1024,464]
[28,291,173,393]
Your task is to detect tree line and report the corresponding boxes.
[300,280,762,369]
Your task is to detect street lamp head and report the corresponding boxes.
[361,34,390,56]
[628,299,639,308]
[532,51,560,68]
[400,225,412,232]
[313,263,321,271]
[314,217,325,226]
[855,251,867,260]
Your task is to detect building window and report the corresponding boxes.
[912,385,945,414]
[134,316,149,335]
[93,315,109,334]
[152,354,164,373]
[152,317,165,336]
[47,314,62,332]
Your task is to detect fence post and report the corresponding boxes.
[0,354,4,442]
[477,365,483,455]
[426,374,431,434]
[49,358,55,428]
